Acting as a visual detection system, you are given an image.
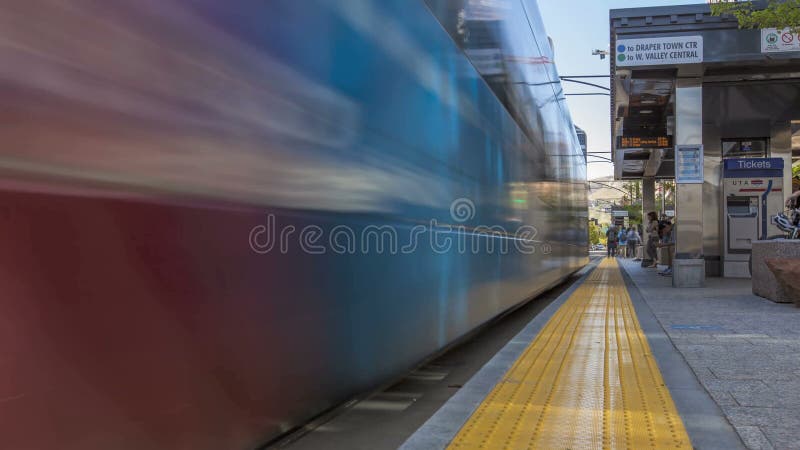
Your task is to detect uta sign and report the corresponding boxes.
[616,36,703,67]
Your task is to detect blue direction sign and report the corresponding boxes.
[723,158,784,171]
[723,158,784,178]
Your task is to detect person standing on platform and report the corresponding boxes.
[618,227,628,258]
[627,226,641,260]
[786,189,800,209]
[645,211,659,268]
[606,226,619,258]
[657,221,676,276]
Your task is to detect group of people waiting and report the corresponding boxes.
[645,211,675,276]
[604,212,675,276]
[604,226,641,259]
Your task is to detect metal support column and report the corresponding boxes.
[673,78,705,287]
[641,177,656,267]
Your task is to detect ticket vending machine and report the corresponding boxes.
[722,158,785,277]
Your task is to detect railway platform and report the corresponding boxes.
[401,258,741,450]
[284,257,800,450]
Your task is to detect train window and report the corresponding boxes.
[424,0,583,176]
[424,0,556,144]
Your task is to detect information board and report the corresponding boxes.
[616,36,703,67]
[676,145,704,184]
[617,136,671,149]
[761,28,800,53]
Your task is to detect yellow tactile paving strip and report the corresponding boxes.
[448,259,691,449]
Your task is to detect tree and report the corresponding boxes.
[655,180,675,209]
[622,204,643,226]
[793,162,800,191]
[589,220,605,245]
[622,180,642,206]
[709,0,800,32]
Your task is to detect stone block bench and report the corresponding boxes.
[752,240,800,305]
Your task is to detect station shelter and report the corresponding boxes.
[610,3,800,286]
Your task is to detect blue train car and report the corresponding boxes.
[0,0,587,448]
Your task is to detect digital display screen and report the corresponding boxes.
[617,136,671,148]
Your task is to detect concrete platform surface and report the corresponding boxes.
[619,258,800,450]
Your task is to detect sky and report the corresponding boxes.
[537,0,706,180]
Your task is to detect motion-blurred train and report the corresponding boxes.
[0,0,587,449]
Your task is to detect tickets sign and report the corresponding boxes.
[616,36,703,66]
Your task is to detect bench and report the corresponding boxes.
[752,240,800,305]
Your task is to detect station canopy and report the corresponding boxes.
[610,4,800,180]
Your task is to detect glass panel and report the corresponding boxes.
[726,197,753,215]
[722,139,767,159]
[424,0,585,184]
[722,140,739,156]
